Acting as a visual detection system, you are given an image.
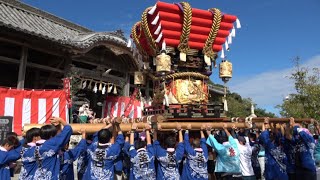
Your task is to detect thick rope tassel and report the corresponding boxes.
[141,7,158,56]
[148,72,209,81]
[131,22,146,55]
[203,8,222,66]
[177,2,192,62]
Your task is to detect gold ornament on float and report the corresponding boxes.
[173,79,208,104]
[156,52,171,74]
[134,71,146,86]
[219,60,232,82]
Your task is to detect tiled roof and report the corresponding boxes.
[0,0,128,50]
[208,84,224,95]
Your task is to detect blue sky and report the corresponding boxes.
[22,0,320,115]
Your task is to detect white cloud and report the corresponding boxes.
[229,55,320,112]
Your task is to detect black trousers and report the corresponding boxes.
[288,173,296,180]
[215,172,242,180]
[295,167,316,180]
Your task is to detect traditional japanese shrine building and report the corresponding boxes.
[0,0,142,116]
[0,0,224,118]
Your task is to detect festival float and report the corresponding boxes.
[128,1,245,128]
[23,1,315,133]
[131,1,237,117]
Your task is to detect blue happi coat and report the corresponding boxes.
[77,140,92,180]
[129,144,156,180]
[293,126,316,172]
[34,125,72,180]
[153,140,184,180]
[0,141,23,180]
[114,153,124,172]
[19,143,38,180]
[60,139,87,180]
[182,132,208,180]
[77,133,97,180]
[282,137,296,174]
[122,141,131,178]
[20,125,72,180]
[84,134,124,180]
[206,134,240,173]
[259,130,288,180]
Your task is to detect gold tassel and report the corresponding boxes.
[82,80,87,89]
[113,86,117,94]
[102,84,106,95]
[99,81,103,91]
[93,82,97,93]
[108,84,113,93]
[88,79,93,89]
[180,52,187,62]
[204,55,211,66]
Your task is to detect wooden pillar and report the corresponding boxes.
[123,73,130,96]
[64,58,72,77]
[17,47,28,89]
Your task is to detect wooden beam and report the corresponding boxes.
[64,58,72,77]
[70,66,125,86]
[17,47,28,89]
[71,57,125,73]
[0,37,68,57]
[23,122,250,134]
[41,59,65,88]
[230,117,314,124]
[0,56,64,73]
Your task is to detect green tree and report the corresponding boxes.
[225,93,276,118]
[276,56,320,119]
[255,107,276,117]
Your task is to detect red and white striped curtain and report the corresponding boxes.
[104,96,142,119]
[0,88,69,135]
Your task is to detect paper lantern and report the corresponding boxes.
[156,52,171,74]
[134,71,146,85]
[219,60,232,81]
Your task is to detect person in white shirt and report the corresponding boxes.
[237,135,256,180]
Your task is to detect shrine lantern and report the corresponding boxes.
[219,60,232,83]
[156,50,171,75]
[134,71,146,86]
